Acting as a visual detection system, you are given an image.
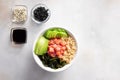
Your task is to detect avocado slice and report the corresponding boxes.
[56,32,68,38]
[44,28,68,39]
[34,36,49,55]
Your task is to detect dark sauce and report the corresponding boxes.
[12,28,27,44]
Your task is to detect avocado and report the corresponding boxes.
[44,28,68,39]
[34,36,49,55]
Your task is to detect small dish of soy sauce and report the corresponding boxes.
[31,3,51,24]
[10,27,27,44]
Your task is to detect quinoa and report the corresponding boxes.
[61,36,77,63]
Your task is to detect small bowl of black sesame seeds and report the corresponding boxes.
[31,4,50,24]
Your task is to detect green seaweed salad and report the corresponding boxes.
[38,54,67,69]
[34,28,68,69]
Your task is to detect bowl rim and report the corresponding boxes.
[31,3,51,24]
[32,27,78,72]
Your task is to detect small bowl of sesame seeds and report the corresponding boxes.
[31,3,51,24]
[12,5,27,23]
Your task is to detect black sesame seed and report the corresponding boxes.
[33,7,49,22]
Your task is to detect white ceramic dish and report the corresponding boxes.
[33,27,78,72]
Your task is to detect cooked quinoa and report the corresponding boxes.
[61,36,76,63]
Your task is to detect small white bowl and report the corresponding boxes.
[31,3,51,24]
[33,27,78,72]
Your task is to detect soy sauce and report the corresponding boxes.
[12,28,27,44]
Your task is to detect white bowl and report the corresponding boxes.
[31,3,51,24]
[33,27,78,72]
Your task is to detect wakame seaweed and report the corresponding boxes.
[38,53,67,69]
